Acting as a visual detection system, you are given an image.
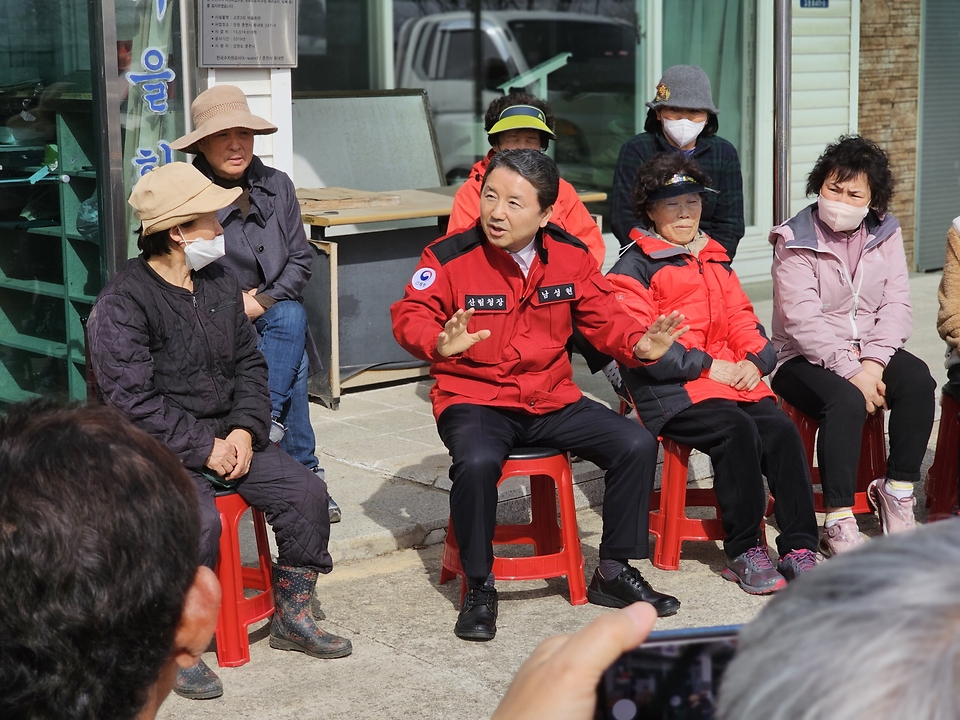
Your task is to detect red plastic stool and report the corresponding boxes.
[925,393,960,518]
[439,447,587,605]
[648,438,726,571]
[213,490,275,667]
[620,401,725,569]
[780,401,887,514]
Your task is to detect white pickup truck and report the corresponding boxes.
[395,10,637,189]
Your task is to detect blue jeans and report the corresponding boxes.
[254,300,319,471]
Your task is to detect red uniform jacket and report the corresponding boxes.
[606,228,776,436]
[391,223,647,420]
[448,151,607,270]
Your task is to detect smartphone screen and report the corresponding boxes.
[595,625,740,720]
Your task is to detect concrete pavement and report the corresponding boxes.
[157,271,948,720]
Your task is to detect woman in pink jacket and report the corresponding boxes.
[770,135,935,556]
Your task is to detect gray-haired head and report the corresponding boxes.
[483,148,560,212]
[717,520,960,720]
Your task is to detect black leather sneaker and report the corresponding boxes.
[587,566,680,617]
[454,585,498,641]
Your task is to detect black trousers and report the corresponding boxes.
[772,349,936,508]
[189,442,332,573]
[661,397,819,558]
[436,397,658,579]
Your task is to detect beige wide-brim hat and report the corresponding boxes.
[129,162,242,234]
[170,84,277,155]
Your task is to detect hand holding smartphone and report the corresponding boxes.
[595,626,740,720]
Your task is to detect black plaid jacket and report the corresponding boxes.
[610,130,745,259]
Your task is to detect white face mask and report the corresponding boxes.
[178,227,226,271]
[817,194,870,233]
[662,118,706,149]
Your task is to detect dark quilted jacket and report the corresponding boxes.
[87,256,271,469]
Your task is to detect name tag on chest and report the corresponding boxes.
[464,294,508,311]
[536,283,576,304]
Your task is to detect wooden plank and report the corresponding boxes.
[301,186,607,227]
[302,187,454,226]
[339,364,430,390]
[297,186,402,211]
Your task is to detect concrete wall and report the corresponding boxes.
[857,0,921,265]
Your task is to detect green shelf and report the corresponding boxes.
[0,378,41,406]
[0,276,65,299]
[0,330,69,359]
[68,292,98,304]
[26,225,63,237]
[0,104,104,402]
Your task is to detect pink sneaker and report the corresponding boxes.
[819,517,865,557]
[867,478,917,534]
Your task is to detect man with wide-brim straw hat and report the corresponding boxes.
[87,161,353,702]
[172,85,343,525]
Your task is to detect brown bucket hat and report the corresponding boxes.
[129,162,242,234]
[170,84,277,155]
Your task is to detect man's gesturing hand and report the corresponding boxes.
[437,307,491,357]
[634,311,688,361]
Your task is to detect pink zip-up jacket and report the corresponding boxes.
[770,203,912,380]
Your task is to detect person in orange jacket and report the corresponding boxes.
[449,92,631,404]
[449,92,606,268]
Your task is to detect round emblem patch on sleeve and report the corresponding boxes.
[411,267,436,291]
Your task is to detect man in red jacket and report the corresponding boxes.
[449,92,633,407]
[392,149,686,641]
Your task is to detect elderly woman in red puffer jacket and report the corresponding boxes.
[607,152,819,595]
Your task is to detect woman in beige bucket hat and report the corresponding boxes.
[172,85,342,526]
[87,161,353,701]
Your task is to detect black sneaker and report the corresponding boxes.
[311,467,342,524]
[328,496,342,524]
[587,566,680,617]
[454,585,498,641]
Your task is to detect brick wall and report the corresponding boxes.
[857,0,921,265]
